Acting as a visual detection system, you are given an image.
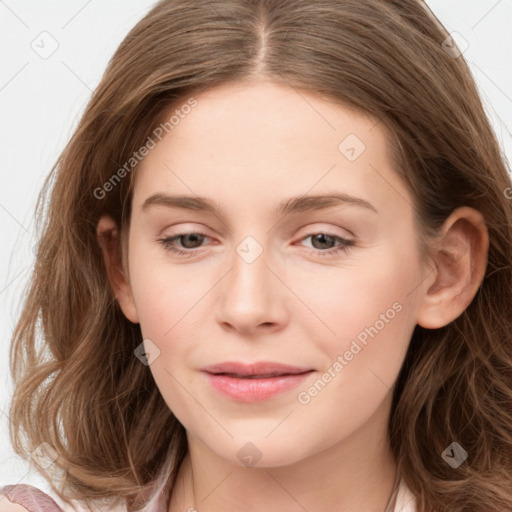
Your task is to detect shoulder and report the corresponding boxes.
[0,484,65,512]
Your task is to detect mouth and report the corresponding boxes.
[201,361,314,377]
[210,371,312,379]
[201,363,315,402]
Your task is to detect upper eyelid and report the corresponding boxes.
[161,222,355,239]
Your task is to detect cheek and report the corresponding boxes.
[293,243,420,337]
[129,243,209,338]
[128,261,208,422]
[292,245,420,389]
[292,271,416,442]
[128,254,219,408]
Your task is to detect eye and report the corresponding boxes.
[298,232,354,257]
[157,232,210,257]
[157,231,354,258]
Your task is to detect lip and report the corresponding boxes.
[201,361,314,402]
[201,361,313,377]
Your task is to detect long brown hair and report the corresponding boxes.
[8,1,512,511]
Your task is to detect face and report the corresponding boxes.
[120,80,429,467]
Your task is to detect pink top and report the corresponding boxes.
[0,483,166,512]
[1,479,417,512]
[1,485,64,512]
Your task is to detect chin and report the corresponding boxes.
[209,433,314,469]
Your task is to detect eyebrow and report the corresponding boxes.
[140,192,378,216]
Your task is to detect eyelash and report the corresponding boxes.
[157,232,354,258]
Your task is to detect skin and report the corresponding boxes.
[97,81,488,512]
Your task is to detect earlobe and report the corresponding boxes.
[96,214,139,324]
[416,207,489,329]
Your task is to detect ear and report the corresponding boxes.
[416,206,489,329]
[96,214,139,324]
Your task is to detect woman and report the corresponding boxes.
[2,1,512,511]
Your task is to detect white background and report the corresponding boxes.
[1,0,511,491]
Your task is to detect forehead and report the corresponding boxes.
[131,81,411,220]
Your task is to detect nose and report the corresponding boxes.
[215,242,288,335]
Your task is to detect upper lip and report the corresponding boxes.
[201,361,314,377]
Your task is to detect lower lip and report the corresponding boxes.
[204,371,313,402]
